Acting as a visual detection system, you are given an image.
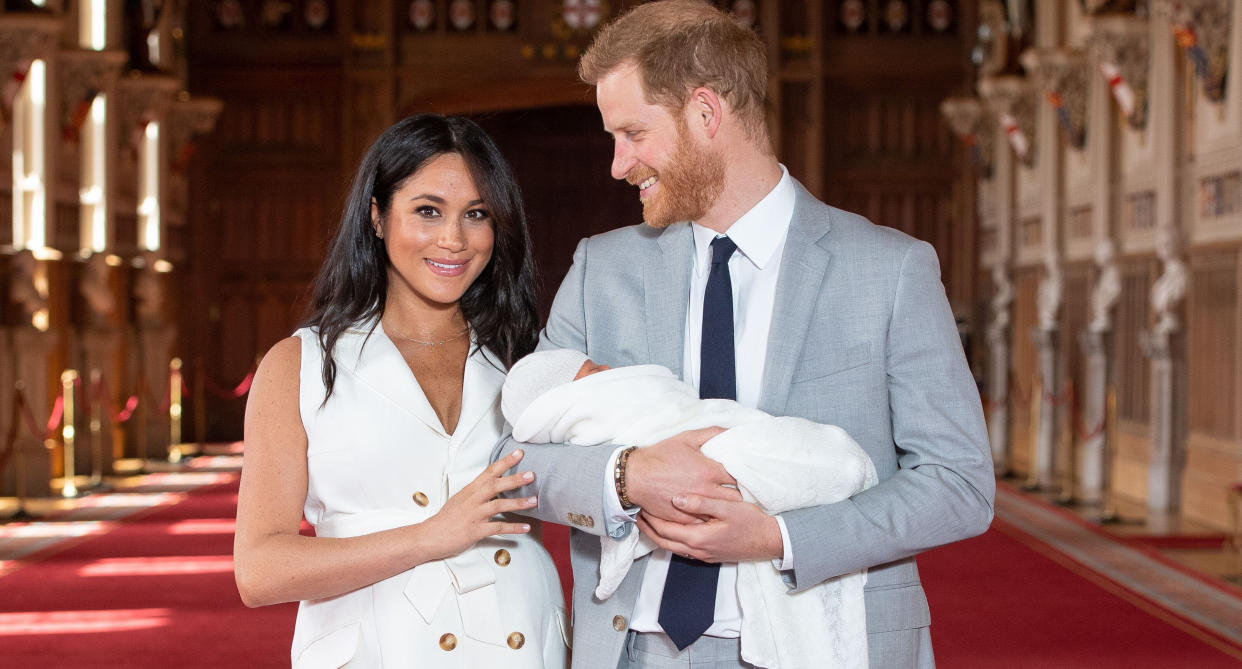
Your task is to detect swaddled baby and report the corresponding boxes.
[501,349,878,669]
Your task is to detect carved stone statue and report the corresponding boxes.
[133,251,166,328]
[986,265,1013,348]
[1036,253,1063,332]
[80,253,117,328]
[1151,226,1187,335]
[1088,239,1121,333]
[9,249,47,328]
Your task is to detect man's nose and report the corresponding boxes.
[611,139,635,181]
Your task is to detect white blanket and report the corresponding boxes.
[507,364,877,669]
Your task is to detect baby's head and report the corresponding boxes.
[501,349,611,424]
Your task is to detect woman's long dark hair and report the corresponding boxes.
[304,114,539,399]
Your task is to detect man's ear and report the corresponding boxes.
[690,87,724,139]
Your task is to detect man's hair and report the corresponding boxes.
[579,0,768,136]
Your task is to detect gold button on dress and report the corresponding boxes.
[507,632,525,649]
[412,491,429,506]
[439,633,457,651]
[494,549,511,566]
[612,615,627,631]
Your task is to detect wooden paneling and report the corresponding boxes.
[1115,257,1155,424]
[1187,248,1238,439]
[1009,267,1040,478]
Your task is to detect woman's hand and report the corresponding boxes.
[421,449,539,561]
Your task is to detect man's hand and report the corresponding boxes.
[626,427,740,523]
[636,495,783,563]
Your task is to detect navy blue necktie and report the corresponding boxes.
[658,235,737,650]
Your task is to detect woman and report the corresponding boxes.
[234,114,568,668]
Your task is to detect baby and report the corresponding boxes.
[502,349,877,669]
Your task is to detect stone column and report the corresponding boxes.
[132,251,176,462]
[1079,240,1121,504]
[1143,227,1188,512]
[986,266,1014,473]
[77,252,122,483]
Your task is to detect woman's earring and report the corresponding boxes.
[375,229,384,239]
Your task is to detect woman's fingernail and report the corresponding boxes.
[513,449,523,458]
[672,495,687,506]
[521,524,531,532]
[527,496,538,505]
[523,471,534,482]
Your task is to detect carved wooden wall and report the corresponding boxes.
[180,0,981,439]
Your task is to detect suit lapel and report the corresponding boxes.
[645,223,693,378]
[759,183,834,415]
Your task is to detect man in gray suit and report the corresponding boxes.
[497,2,995,667]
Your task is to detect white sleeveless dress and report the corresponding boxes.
[290,324,569,668]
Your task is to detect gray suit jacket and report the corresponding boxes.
[497,182,995,668]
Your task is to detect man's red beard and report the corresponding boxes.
[627,122,726,229]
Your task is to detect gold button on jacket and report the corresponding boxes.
[412,491,429,507]
[439,633,457,651]
[612,615,627,631]
[507,632,525,649]
[494,548,511,566]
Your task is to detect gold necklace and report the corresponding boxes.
[388,324,470,347]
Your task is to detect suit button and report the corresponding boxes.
[439,633,456,651]
[494,549,511,566]
[507,632,525,649]
[413,492,429,507]
[612,615,627,631]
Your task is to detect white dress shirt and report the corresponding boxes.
[603,166,796,637]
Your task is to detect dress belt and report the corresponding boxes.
[314,511,507,646]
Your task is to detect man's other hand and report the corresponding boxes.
[626,427,740,523]
[637,495,783,562]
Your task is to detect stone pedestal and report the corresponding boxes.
[1142,329,1187,512]
[986,334,1011,473]
[1078,330,1113,503]
[135,325,176,462]
[7,328,59,498]
[77,328,122,481]
[1032,327,1061,488]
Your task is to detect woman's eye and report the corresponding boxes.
[465,208,490,222]
[415,206,440,218]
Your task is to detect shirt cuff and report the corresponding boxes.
[602,446,639,539]
[771,515,795,571]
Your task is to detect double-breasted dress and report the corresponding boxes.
[290,324,569,668]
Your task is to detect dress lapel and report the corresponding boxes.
[451,346,505,446]
[646,223,694,379]
[341,322,450,438]
[759,183,834,415]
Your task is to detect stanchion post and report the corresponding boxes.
[1099,386,1121,523]
[136,372,149,471]
[194,357,206,451]
[61,370,80,498]
[1056,382,1076,505]
[168,358,183,463]
[9,381,33,519]
[88,369,105,488]
[1023,379,1042,491]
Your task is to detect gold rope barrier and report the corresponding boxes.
[1099,386,1121,523]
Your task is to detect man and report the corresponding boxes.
[496,2,995,667]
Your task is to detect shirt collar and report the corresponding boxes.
[691,164,795,274]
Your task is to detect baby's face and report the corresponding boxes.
[574,359,612,380]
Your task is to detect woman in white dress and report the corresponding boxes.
[234,114,568,668]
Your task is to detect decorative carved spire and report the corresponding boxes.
[0,11,61,128]
[1087,14,1150,130]
[57,49,128,141]
[1153,0,1231,102]
[1020,48,1091,150]
[114,71,180,152]
[978,75,1038,168]
[940,96,996,178]
[975,1,1011,77]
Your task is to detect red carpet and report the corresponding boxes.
[0,477,296,668]
[919,519,1242,668]
[4,473,1242,668]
